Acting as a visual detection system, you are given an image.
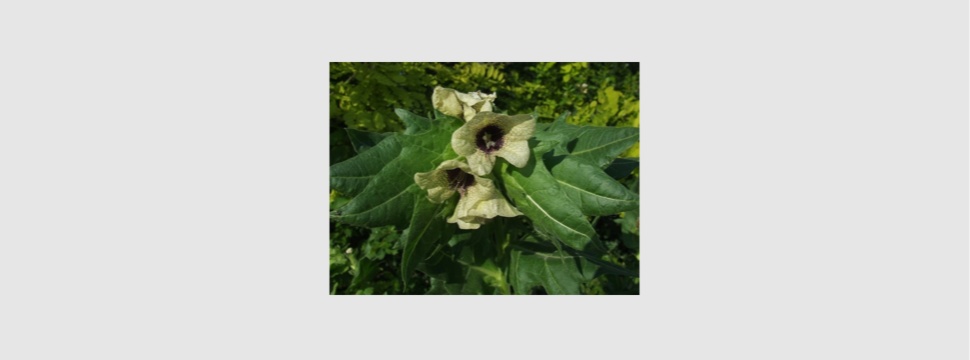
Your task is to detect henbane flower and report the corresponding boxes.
[413,159,520,229]
[451,111,536,176]
[432,86,497,122]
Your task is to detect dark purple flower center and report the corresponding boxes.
[475,125,505,154]
[445,168,475,196]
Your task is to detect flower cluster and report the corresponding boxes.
[414,87,536,229]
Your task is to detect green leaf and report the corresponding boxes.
[330,136,403,197]
[395,108,432,134]
[400,195,451,284]
[332,117,463,227]
[616,176,640,250]
[420,222,511,295]
[567,125,638,167]
[348,256,379,292]
[509,241,597,295]
[604,157,639,179]
[617,211,640,251]
[509,239,638,295]
[422,250,492,295]
[547,155,639,216]
[499,155,599,252]
[345,128,390,154]
[332,146,433,227]
[537,120,639,167]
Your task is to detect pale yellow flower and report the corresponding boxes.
[431,86,496,122]
[451,112,535,176]
[413,159,520,229]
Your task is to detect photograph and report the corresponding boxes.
[328,62,641,294]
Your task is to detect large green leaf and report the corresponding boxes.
[499,155,599,252]
[345,128,390,154]
[536,115,639,167]
[331,147,432,227]
[567,125,638,167]
[330,136,403,197]
[400,195,452,284]
[331,116,462,227]
[395,108,433,134]
[547,155,639,216]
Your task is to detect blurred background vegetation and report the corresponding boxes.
[329,62,640,294]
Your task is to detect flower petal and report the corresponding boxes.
[494,140,530,169]
[479,100,494,113]
[462,106,478,124]
[432,87,463,118]
[414,170,454,203]
[460,177,521,220]
[497,114,536,142]
[414,170,443,190]
[451,121,480,157]
[436,159,469,172]
[448,215,485,229]
[448,197,487,229]
[414,160,473,204]
[464,151,494,176]
[454,91,497,121]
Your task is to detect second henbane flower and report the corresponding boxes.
[451,112,536,176]
[413,159,520,229]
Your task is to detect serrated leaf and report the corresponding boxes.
[499,156,599,252]
[401,195,451,284]
[536,120,639,167]
[555,111,571,123]
[330,136,403,196]
[567,126,639,167]
[332,117,463,227]
[331,147,428,227]
[345,128,390,154]
[547,155,639,216]
[395,108,432,134]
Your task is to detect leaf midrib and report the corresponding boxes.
[341,184,414,217]
[402,202,443,274]
[504,173,590,240]
[569,132,638,156]
[555,179,637,203]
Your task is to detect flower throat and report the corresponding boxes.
[475,125,504,154]
[446,168,475,196]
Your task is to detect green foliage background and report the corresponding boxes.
[329,62,640,294]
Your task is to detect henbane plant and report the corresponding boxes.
[330,86,640,294]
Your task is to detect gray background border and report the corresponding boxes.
[0,1,965,359]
